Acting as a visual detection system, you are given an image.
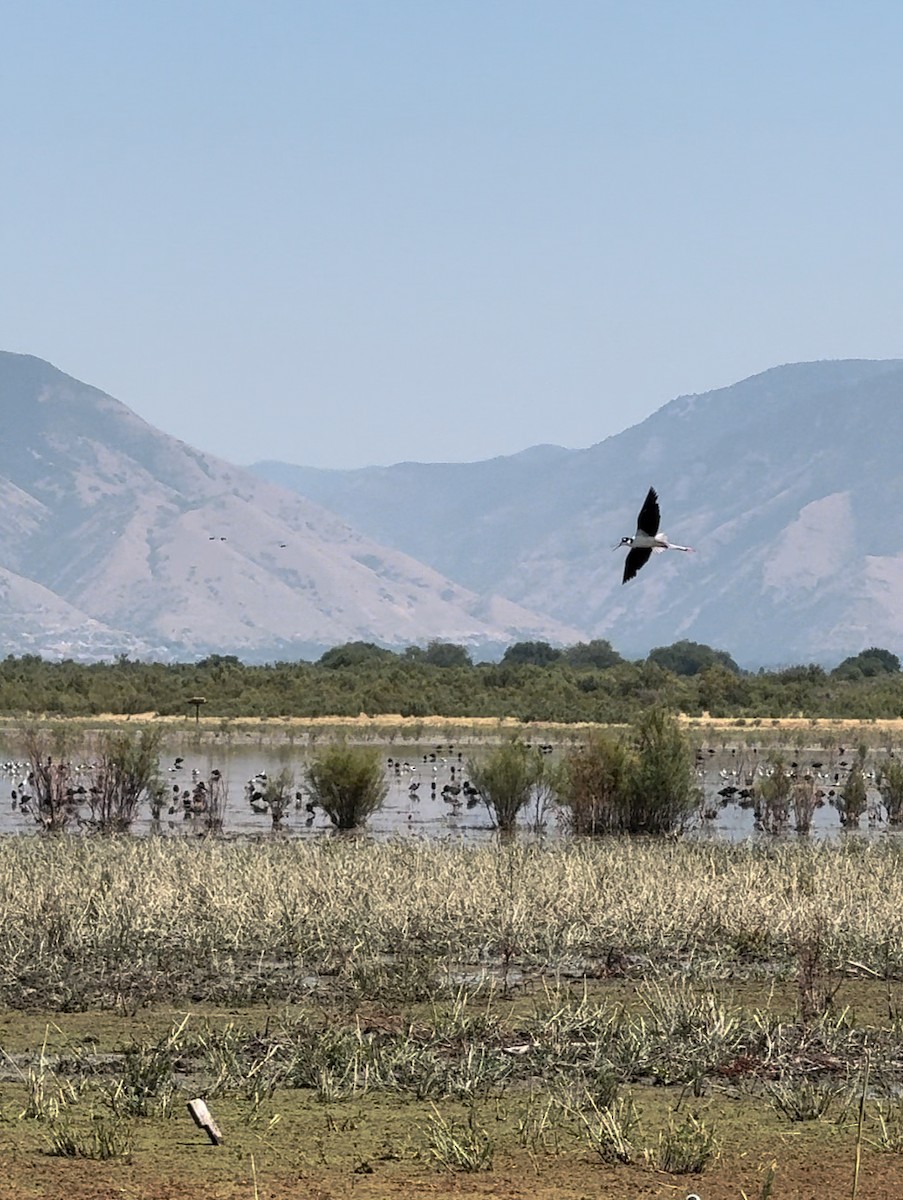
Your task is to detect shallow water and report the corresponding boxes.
[0,740,894,844]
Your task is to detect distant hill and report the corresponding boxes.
[250,358,903,666]
[0,353,580,661]
[7,349,903,667]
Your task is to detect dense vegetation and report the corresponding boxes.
[0,640,901,721]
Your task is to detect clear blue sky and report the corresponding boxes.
[3,1,902,468]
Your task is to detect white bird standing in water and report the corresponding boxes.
[615,486,694,583]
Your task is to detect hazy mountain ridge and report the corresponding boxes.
[6,349,903,667]
[250,358,903,665]
[0,352,580,661]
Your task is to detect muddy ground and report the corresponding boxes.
[0,993,900,1200]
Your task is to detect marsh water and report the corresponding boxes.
[0,735,894,843]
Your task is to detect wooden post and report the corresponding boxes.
[187,1097,224,1144]
[188,696,206,725]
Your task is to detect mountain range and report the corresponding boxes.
[2,350,902,666]
[250,357,903,667]
[0,352,580,662]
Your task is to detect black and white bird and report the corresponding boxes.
[615,486,694,583]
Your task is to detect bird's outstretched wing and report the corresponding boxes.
[636,487,660,537]
[623,547,652,583]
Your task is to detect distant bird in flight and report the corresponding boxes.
[615,487,694,583]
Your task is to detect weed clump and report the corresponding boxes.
[304,742,388,829]
[557,708,698,835]
[87,728,164,832]
[425,1102,493,1171]
[647,1109,719,1173]
[467,738,547,832]
[877,757,903,824]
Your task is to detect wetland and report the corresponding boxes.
[0,715,903,1196]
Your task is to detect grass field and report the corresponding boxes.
[0,835,903,1196]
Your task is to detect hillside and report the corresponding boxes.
[250,359,903,665]
[0,353,580,660]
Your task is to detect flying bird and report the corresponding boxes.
[615,487,694,583]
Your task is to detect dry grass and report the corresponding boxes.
[3,831,903,1198]
[0,836,902,1010]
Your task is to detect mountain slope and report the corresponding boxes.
[0,353,580,660]
[250,359,903,664]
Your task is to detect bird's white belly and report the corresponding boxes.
[634,533,669,549]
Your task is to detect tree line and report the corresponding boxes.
[0,639,900,722]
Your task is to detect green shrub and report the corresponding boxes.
[555,710,697,835]
[625,708,699,834]
[17,723,81,832]
[839,748,869,827]
[304,743,388,830]
[467,738,546,832]
[877,758,903,824]
[261,766,295,825]
[557,733,634,835]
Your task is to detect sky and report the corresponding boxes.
[2,2,903,470]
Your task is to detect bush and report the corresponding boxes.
[877,758,903,825]
[304,743,388,830]
[16,723,81,832]
[557,733,634,835]
[626,708,699,834]
[260,766,294,825]
[758,756,792,834]
[87,728,164,833]
[500,641,562,667]
[406,640,473,668]
[647,640,740,677]
[790,774,819,834]
[839,757,868,828]
[467,739,546,832]
[832,647,900,680]
[561,639,623,670]
[556,710,697,836]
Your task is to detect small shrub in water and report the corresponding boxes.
[877,758,903,825]
[87,727,164,832]
[467,738,546,832]
[304,743,388,830]
[556,732,634,835]
[758,756,792,834]
[261,766,294,825]
[16,724,81,831]
[838,749,869,828]
[790,774,819,834]
[626,708,699,834]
